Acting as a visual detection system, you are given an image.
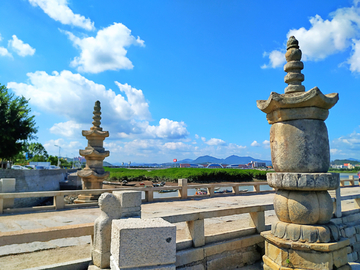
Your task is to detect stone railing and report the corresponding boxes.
[0,179,271,214]
[0,202,273,248]
[331,175,360,218]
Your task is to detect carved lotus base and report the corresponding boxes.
[271,221,340,243]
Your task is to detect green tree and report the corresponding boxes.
[0,84,37,162]
[47,155,58,166]
[27,142,49,161]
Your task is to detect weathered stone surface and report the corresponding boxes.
[270,119,330,172]
[114,190,141,208]
[111,218,176,269]
[267,172,339,190]
[274,190,333,224]
[259,36,344,270]
[344,226,356,238]
[271,222,336,243]
[266,106,329,124]
[273,190,291,223]
[257,86,339,114]
[92,193,121,269]
[0,178,15,208]
[288,248,332,269]
[77,101,110,201]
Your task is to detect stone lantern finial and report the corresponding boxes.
[91,100,102,131]
[284,36,305,94]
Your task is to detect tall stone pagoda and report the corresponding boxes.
[76,100,110,202]
[257,36,350,269]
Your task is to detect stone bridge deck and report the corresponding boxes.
[0,186,360,269]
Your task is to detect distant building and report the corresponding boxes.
[180,163,204,168]
[206,163,223,168]
[226,164,250,169]
[248,161,266,168]
[344,163,355,169]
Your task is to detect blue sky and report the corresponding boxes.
[1,0,360,164]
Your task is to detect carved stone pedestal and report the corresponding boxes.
[262,232,351,270]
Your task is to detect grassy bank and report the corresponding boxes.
[329,169,360,173]
[104,167,268,183]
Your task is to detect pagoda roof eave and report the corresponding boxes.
[256,87,339,114]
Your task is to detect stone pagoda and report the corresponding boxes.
[76,101,110,203]
[257,36,350,269]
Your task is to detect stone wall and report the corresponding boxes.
[331,209,360,263]
[0,169,67,207]
[176,234,264,269]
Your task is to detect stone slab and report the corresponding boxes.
[113,190,141,208]
[111,218,176,268]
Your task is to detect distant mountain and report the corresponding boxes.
[178,159,194,163]
[331,159,360,165]
[109,155,271,167]
[192,155,271,166]
[192,155,223,164]
[223,155,267,164]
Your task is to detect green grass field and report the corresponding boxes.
[104,167,268,183]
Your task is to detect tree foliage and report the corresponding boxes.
[0,84,37,161]
[27,142,49,161]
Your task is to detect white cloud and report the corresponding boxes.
[262,140,270,149]
[205,138,226,146]
[195,134,199,139]
[101,138,250,164]
[7,70,188,140]
[261,50,285,69]
[348,39,360,72]
[330,131,360,159]
[8,35,35,57]
[262,3,360,71]
[49,120,86,137]
[251,140,260,147]
[146,118,189,139]
[163,142,192,151]
[43,138,83,157]
[0,47,12,57]
[330,148,342,155]
[64,23,145,73]
[29,0,95,31]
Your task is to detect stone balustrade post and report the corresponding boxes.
[334,186,342,218]
[186,219,205,247]
[91,191,141,269]
[178,178,188,199]
[232,185,240,195]
[110,218,176,270]
[253,184,260,193]
[145,189,153,202]
[54,194,65,210]
[207,186,215,197]
[249,211,265,233]
[0,178,16,211]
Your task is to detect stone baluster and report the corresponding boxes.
[91,191,141,269]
